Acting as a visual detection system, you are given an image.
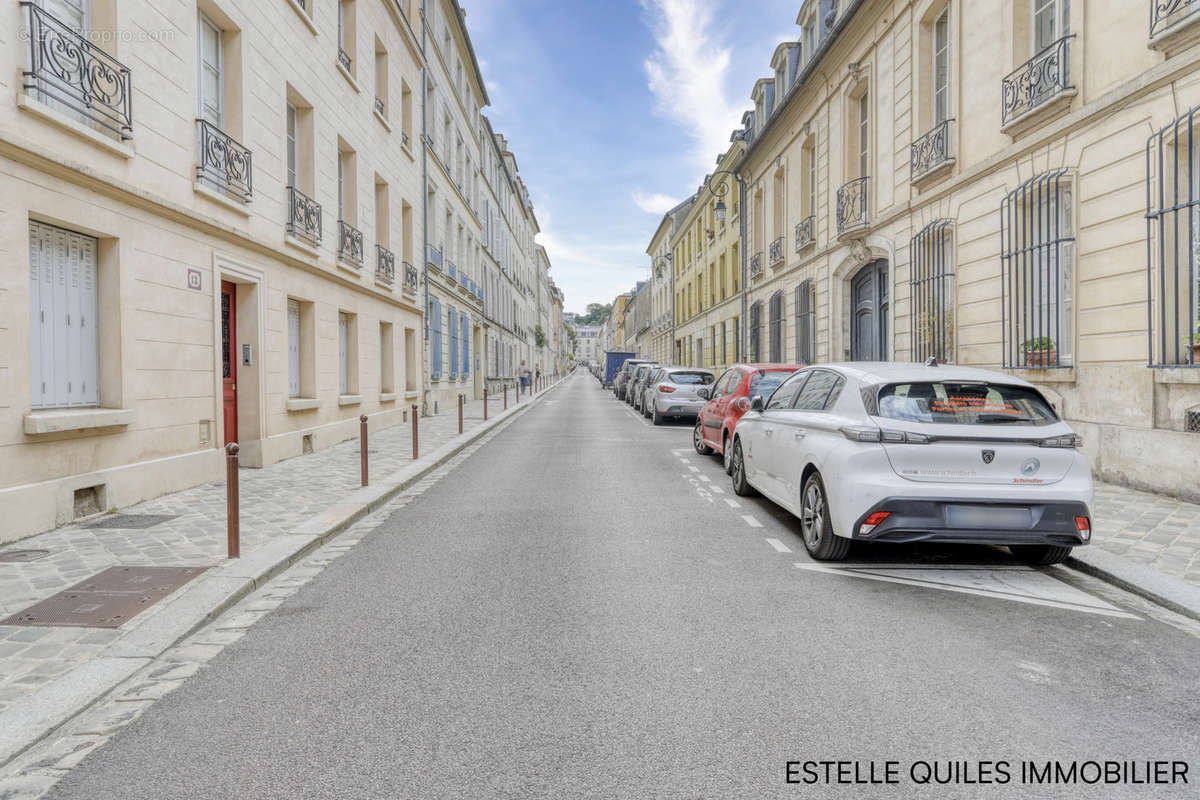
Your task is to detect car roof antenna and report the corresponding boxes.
[925,356,939,367]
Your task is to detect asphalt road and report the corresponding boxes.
[49,372,1200,799]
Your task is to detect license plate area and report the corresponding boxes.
[945,505,1032,529]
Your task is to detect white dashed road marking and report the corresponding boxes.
[688,466,699,472]
[742,515,762,528]
[698,475,711,482]
[710,485,725,494]
[724,498,740,509]
[766,538,792,553]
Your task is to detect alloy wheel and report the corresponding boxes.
[802,480,825,548]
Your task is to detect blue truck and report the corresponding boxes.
[603,351,636,388]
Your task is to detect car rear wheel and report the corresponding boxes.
[722,434,733,474]
[800,473,849,561]
[693,421,714,455]
[1008,544,1073,566]
[652,408,664,426]
[731,439,758,497]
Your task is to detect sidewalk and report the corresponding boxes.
[0,378,562,767]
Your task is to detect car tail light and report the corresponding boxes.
[1075,516,1091,541]
[658,385,675,393]
[879,429,933,444]
[1039,433,1083,449]
[840,426,882,442]
[859,511,891,536]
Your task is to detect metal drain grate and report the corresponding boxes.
[1,566,207,628]
[0,549,52,563]
[84,514,178,530]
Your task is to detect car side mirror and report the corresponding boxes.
[749,395,764,412]
[697,387,710,400]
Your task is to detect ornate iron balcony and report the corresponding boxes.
[337,48,352,72]
[374,97,385,116]
[1002,36,1073,127]
[375,245,395,283]
[795,216,815,252]
[337,220,363,267]
[769,236,784,266]
[910,118,954,181]
[196,120,252,202]
[402,131,410,149]
[836,177,870,235]
[426,244,443,269]
[21,2,133,139]
[403,261,418,294]
[287,186,322,246]
[749,252,764,279]
[1152,0,1200,39]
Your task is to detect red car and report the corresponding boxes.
[693,363,805,473]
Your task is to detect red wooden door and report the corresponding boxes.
[221,281,238,445]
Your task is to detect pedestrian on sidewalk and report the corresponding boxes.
[520,360,531,394]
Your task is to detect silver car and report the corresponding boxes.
[628,363,658,408]
[647,368,715,425]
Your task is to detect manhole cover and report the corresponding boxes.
[84,514,178,530]
[1,566,207,628]
[0,549,51,563]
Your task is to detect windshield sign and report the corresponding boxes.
[876,382,1058,426]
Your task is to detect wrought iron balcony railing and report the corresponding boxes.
[402,131,410,149]
[427,244,443,269]
[836,177,870,235]
[403,261,418,294]
[21,2,133,139]
[375,244,395,283]
[1001,36,1073,127]
[1151,0,1200,39]
[337,220,363,267]
[769,236,784,266]
[337,48,352,72]
[287,186,322,246]
[196,120,252,202]
[795,215,815,252]
[749,252,764,279]
[374,97,385,116]
[910,118,954,181]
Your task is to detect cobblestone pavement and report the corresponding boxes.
[0,389,537,716]
[0,413,511,799]
[1090,481,1200,586]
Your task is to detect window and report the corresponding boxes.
[720,320,727,364]
[286,103,298,188]
[858,92,870,178]
[768,291,784,362]
[803,138,817,217]
[1147,107,1200,367]
[375,177,388,248]
[287,299,301,398]
[766,371,806,409]
[401,80,413,146]
[380,321,394,394]
[875,381,1058,425]
[337,0,356,76]
[910,220,955,363]
[338,311,357,395]
[374,39,387,117]
[748,370,790,401]
[1033,0,1068,52]
[1000,170,1074,368]
[932,7,951,125]
[793,370,843,410]
[803,18,817,64]
[28,221,98,409]
[198,13,223,127]
[794,280,815,364]
[749,301,762,361]
[404,327,417,391]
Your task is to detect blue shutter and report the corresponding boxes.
[431,298,443,378]
[448,306,458,378]
[461,314,469,376]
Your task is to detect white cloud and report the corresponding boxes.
[641,0,742,175]
[631,190,680,215]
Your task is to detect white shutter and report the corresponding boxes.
[338,312,349,394]
[287,299,300,397]
[29,221,98,409]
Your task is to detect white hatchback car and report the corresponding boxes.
[729,363,1093,565]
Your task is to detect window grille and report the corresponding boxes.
[909,219,955,363]
[768,291,784,362]
[794,280,815,364]
[1000,169,1074,368]
[1146,106,1200,367]
[749,301,762,361]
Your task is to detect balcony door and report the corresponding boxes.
[221,281,238,445]
[198,13,223,129]
[1033,0,1069,52]
[851,260,889,361]
[37,0,90,124]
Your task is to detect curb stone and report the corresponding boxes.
[0,378,564,770]
[1066,547,1200,622]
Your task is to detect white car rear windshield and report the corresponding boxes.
[875,382,1058,425]
[668,372,714,385]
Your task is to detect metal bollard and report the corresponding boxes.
[411,404,419,460]
[359,415,368,487]
[458,394,464,434]
[504,385,508,409]
[225,442,240,559]
[483,388,488,420]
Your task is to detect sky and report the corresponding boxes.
[463,0,801,314]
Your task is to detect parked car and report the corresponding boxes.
[631,365,658,413]
[693,364,805,473]
[638,367,666,416]
[645,367,715,425]
[627,363,659,407]
[613,359,653,400]
[728,362,1093,565]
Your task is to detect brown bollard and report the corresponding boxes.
[359,414,369,487]
[504,385,508,409]
[411,404,419,460]
[458,394,464,434]
[483,388,488,420]
[225,442,240,559]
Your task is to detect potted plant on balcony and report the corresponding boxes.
[1021,336,1057,368]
